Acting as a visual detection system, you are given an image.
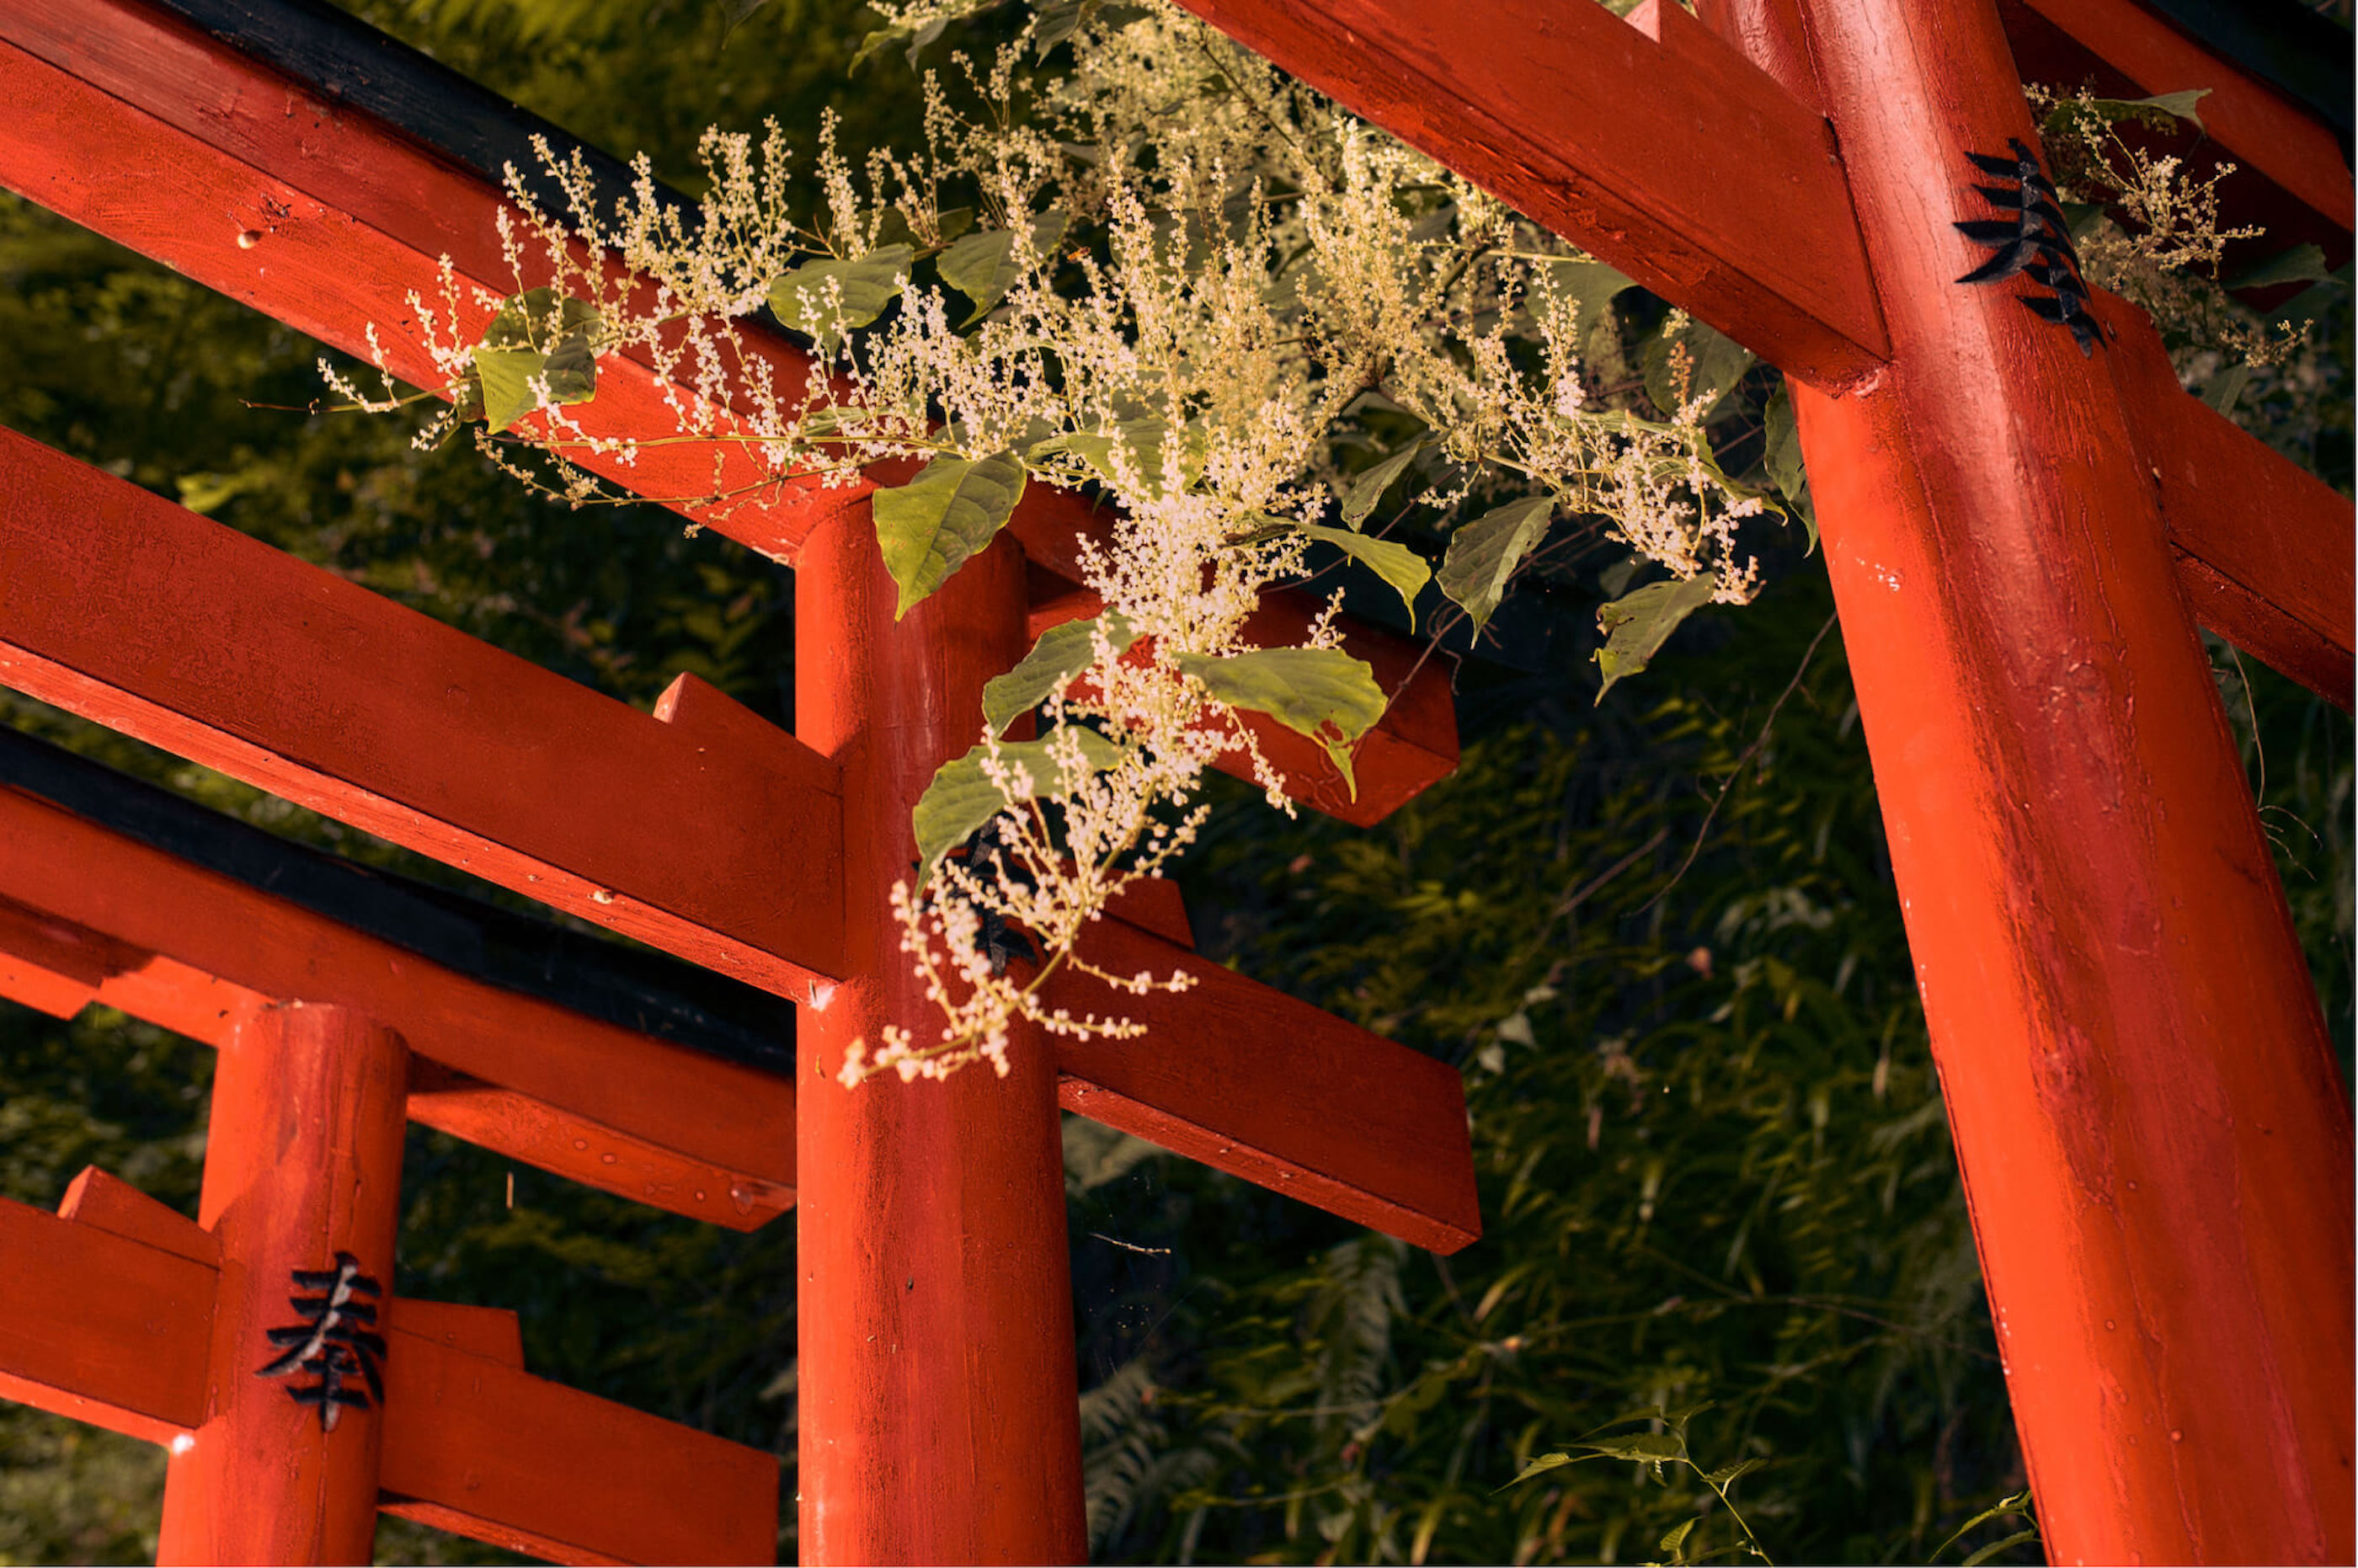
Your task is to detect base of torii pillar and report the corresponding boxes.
[1702,0,2355,1560]
[794,518,1088,1565]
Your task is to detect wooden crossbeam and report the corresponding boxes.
[1160,0,2351,708]
[1169,0,1891,387]
[0,0,1457,825]
[1054,916,1480,1254]
[0,781,798,1230]
[0,424,846,995]
[0,1170,779,1565]
[2003,0,2353,255]
[2093,289,2354,709]
[0,720,1475,1248]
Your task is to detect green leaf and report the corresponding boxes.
[872,451,1027,619]
[1576,1431,1686,1462]
[982,612,1138,735]
[1031,419,1202,492]
[766,246,915,340]
[913,728,1126,876]
[2227,242,2330,292]
[1174,648,1387,799]
[1702,1457,1762,1487]
[1657,1516,1699,1561]
[2201,361,2251,417]
[1496,1452,1576,1491]
[1933,1490,2035,1562]
[1644,317,1756,423]
[1961,1529,2041,1567]
[937,212,1070,326]
[1299,524,1432,628]
[1548,258,1641,324]
[472,291,602,432]
[1338,438,1428,529]
[1437,495,1553,634]
[2045,88,2208,136]
[1762,382,1817,553]
[1594,576,1715,702]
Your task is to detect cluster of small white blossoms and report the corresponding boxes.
[339,0,1775,1083]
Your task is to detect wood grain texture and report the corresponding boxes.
[0,424,845,995]
[0,781,798,1228]
[0,1193,216,1447]
[1757,1,2353,1557]
[378,1330,779,1566]
[2090,288,2354,710]
[0,0,1459,829]
[1052,919,1480,1255]
[1164,0,1888,387]
[159,1004,407,1566]
[795,523,1087,1565]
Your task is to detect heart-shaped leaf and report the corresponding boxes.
[1437,495,1553,634]
[1594,576,1715,702]
[913,728,1126,875]
[938,212,1070,326]
[1175,647,1386,798]
[766,245,915,340]
[873,451,1027,618]
[1298,523,1432,629]
[982,612,1139,734]
[1338,437,1428,529]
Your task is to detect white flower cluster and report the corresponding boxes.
[344,0,1779,1082]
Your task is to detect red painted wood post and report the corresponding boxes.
[158,1001,408,1565]
[795,520,1087,1564]
[1699,0,2355,1558]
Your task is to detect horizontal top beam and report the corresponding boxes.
[0,0,1458,826]
[0,423,846,995]
[1171,0,1891,387]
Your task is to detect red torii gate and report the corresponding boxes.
[0,0,2348,1565]
[0,0,1481,1560]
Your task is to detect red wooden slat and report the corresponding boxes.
[378,1329,780,1567]
[0,424,845,995]
[0,0,1459,826]
[2093,288,2355,709]
[1051,919,1481,1255]
[0,784,798,1229]
[0,1194,214,1446]
[1164,0,1889,387]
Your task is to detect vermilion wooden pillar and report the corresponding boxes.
[158,1002,408,1565]
[794,521,1087,1564]
[1712,0,2355,1558]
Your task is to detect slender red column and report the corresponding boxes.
[158,1002,408,1565]
[1710,0,2355,1559]
[794,522,1086,1564]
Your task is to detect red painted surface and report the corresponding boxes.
[377,1323,780,1566]
[0,1190,215,1448]
[796,521,1086,1564]
[0,784,798,1226]
[1054,917,1480,1255]
[2090,289,2355,710]
[2003,0,2355,246]
[2,1168,777,1564]
[1718,0,2353,1558]
[0,424,845,995]
[0,0,1459,828]
[159,1003,408,1565]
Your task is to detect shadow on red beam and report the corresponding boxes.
[0,424,844,995]
[0,784,797,1230]
[2093,291,2355,711]
[0,1174,779,1565]
[1050,918,1482,1256]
